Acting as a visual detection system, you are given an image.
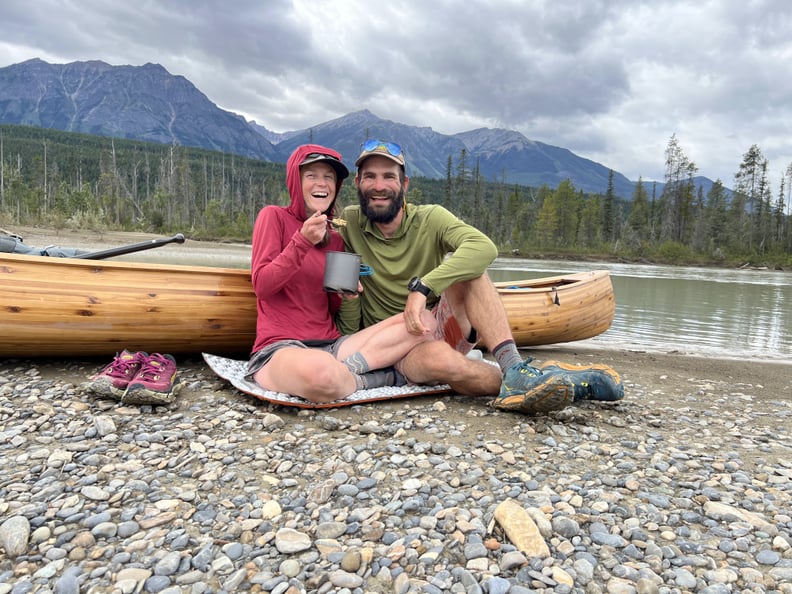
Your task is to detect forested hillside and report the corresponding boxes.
[1,125,789,267]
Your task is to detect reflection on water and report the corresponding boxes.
[489,258,792,362]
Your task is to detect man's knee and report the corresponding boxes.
[404,340,465,374]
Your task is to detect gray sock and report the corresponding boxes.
[342,352,370,375]
[356,366,405,390]
[353,374,367,391]
[493,339,522,373]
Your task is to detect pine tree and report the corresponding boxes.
[443,154,453,210]
[658,134,698,244]
[553,179,579,247]
[704,180,728,257]
[623,177,650,252]
[733,144,769,252]
[602,170,615,242]
[576,193,602,249]
[455,148,469,218]
[535,185,561,248]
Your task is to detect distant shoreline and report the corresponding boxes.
[7,224,788,274]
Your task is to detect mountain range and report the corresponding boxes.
[0,59,716,199]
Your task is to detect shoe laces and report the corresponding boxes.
[135,353,173,381]
[105,352,144,378]
[513,360,542,376]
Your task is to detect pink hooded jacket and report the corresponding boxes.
[249,144,347,354]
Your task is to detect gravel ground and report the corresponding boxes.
[1,346,791,594]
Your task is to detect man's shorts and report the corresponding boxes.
[431,293,476,355]
[245,336,349,381]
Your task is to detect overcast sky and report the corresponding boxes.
[2,0,791,188]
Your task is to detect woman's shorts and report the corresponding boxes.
[245,336,348,381]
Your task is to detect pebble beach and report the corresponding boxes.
[1,347,791,594]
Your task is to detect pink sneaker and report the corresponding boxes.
[123,353,182,404]
[88,350,148,399]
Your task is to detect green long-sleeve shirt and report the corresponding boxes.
[336,202,498,334]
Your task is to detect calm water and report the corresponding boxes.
[128,244,792,362]
[489,258,792,362]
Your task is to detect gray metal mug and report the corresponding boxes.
[323,251,373,294]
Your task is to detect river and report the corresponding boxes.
[489,258,792,362]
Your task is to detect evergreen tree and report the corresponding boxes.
[704,180,728,257]
[535,185,560,248]
[623,177,650,253]
[690,185,707,253]
[506,184,522,249]
[602,170,615,242]
[443,154,453,210]
[658,134,698,244]
[455,148,469,218]
[471,159,486,232]
[784,162,792,251]
[576,193,602,249]
[774,176,786,250]
[733,144,768,252]
[553,179,579,246]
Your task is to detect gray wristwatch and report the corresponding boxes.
[408,276,432,297]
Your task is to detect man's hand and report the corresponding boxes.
[405,291,430,335]
[302,211,329,245]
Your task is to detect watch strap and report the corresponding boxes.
[408,276,431,297]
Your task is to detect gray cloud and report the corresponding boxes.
[1,0,790,188]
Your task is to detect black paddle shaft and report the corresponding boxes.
[72,234,186,260]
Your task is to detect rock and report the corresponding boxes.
[493,498,550,558]
[275,528,311,553]
[0,516,30,558]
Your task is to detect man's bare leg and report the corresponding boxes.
[452,272,515,350]
[398,341,501,396]
[443,273,523,375]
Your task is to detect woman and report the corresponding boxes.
[247,144,434,403]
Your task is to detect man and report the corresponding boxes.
[337,140,622,413]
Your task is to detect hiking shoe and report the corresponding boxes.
[491,360,575,414]
[539,360,624,401]
[88,350,148,399]
[123,353,182,404]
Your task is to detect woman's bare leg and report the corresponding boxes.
[253,347,356,403]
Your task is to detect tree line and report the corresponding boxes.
[1,124,790,268]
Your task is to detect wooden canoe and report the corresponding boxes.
[0,253,614,358]
[1,253,257,359]
[494,269,615,347]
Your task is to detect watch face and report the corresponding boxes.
[409,277,428,295]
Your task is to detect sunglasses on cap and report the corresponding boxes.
[302,152,342,162]
[360,139,402,158]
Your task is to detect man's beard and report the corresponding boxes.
[357,187,405,224]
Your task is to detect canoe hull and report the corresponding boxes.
[1,254,614,358]
[494,270,615,346]
[1,253,257,358]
